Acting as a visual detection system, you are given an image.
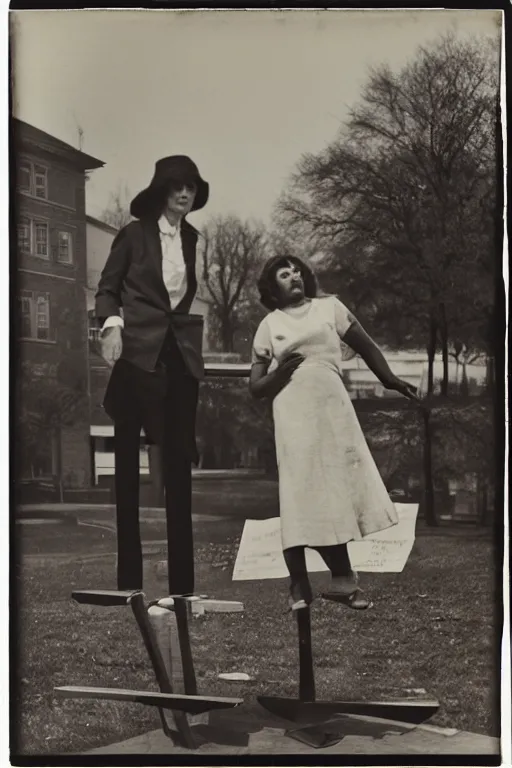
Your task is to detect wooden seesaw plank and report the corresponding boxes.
[72,590,140,606]
[55,686,243,715]
[257,696,440,726]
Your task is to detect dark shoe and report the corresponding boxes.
[321,587,372,610]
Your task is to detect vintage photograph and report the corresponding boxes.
[10,8,505,761]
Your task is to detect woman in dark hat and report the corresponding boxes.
[95,155,209,597]
[249,255,419,611]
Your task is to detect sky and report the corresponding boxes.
[11,9,500,231]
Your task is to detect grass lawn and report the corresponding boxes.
[13,495,500,756]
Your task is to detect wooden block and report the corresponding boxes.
[149,601,208,728]
[72,590,139,606]
[148,605,184,693]
[157,597,175,609]
[147,602,208,729]
[192,600,244,615]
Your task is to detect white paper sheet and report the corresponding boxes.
[232,503,419,581]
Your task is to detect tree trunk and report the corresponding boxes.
[421,408,438,526]
[427,315,437,394]
[485,355,494,395]
[477,473,487,526]
[422,314,438,526]
[220,316,235,353]
[56,427,64,502]
[439,303,449,396]
[460,364,469,397]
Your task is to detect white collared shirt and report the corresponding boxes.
[101,215,188,332]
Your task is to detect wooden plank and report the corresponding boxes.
[257,696,440,726]
[193,599,244,615]
[54,686,242,714]
[155,595,244,615]
[72,589,138,606]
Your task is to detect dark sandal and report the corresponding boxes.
[321,588,372,610]
[287,581,313,612]
[288,597,310,612]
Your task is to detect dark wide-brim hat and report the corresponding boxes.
[130,155,209,218]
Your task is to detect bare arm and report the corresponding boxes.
[249,354,304,400]
[343,316,419,400]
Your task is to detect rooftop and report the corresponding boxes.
[14,118,104,171]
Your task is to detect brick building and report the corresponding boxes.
[14,119,104,491]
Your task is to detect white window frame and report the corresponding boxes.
[19,162,32,193]
[18,216,31,254]
[18,159,48,200]
[57,230,73,265]
[19,289,52,342]
[18,217,50,260]
[33,220,49,259]
[33,164,48,199]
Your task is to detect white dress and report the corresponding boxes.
[252,296,398,550]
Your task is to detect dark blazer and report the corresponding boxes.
[95,217,204,377]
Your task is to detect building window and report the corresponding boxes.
[19,162,32,193]
[18,218,50,259]
[34,221,49,258]
[57,231,73,264]
[34,165,48,199]
[88,310,101,344]
[18,217,31,254]
[19,290,52,341]
[18,159,48,199]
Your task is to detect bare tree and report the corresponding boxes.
[200,215,268,353]
[277,33,500,525]
[99,183,133,230]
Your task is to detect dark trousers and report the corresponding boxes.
[108,328,199,595]
[114,421,194,594]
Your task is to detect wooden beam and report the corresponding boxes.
[54,686,243,715]
[257,696,440,726]
[72,589,139,606]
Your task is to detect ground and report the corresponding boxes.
[13,479,500,756]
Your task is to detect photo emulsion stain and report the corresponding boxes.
[10,8,504,761]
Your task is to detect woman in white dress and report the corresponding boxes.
[249,256,418,611]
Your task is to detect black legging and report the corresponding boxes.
[114,416,194,595]
[109,325,199,596]
[283,543,352,602]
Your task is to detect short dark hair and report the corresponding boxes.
[257,255,318,310]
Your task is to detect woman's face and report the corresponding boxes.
[165,180,197,218]
[275,261,305,306]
